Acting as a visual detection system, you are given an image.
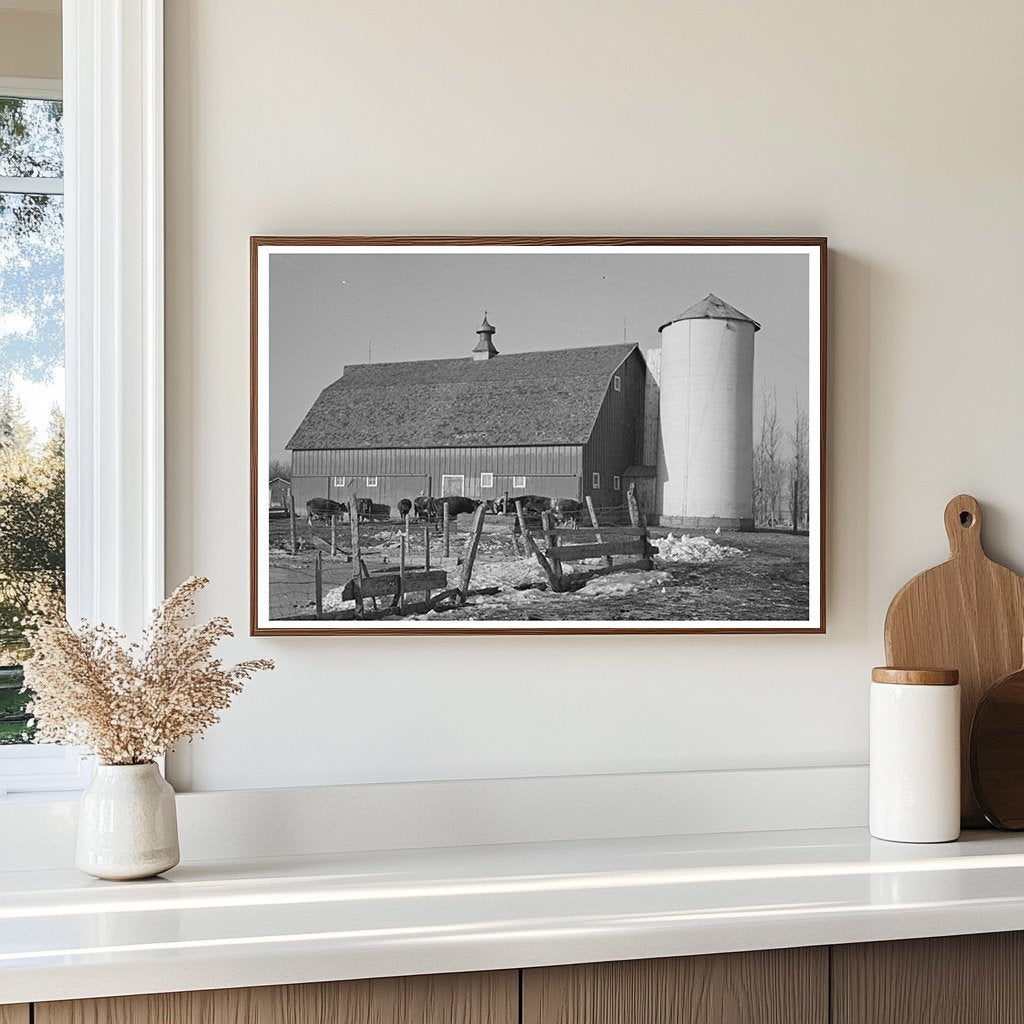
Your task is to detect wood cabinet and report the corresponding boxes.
[832,932,1024,1024]
[34,972,517,1024]
[13,933,1024,1024]
[522,948,828,1024]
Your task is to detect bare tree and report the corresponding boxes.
[269,458,291,482]
[788,394,809,532]
[754,384,783,528]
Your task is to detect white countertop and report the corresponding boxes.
[4,826,1024,1004]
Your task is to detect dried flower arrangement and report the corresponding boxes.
[23,577,273,765]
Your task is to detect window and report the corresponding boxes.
[613,475,621,491]
[480,472,494,489]
[366,476,378,487]
[332,476,346,487]
[0,89,65,751]
[592,472,601,489]
[512,475,526,489]
[2,15,166,796]
[613,374,622,392]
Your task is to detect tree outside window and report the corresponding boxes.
[0,94,65,744]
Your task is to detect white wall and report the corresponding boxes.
[164,0,1024,792]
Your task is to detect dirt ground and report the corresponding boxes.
[268,512,810,624]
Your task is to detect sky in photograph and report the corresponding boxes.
[268,250,811,463]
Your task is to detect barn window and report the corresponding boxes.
[480,472,494,489]
[332,476,346,487]
[613,475,621,491]
[366,476,378,487]
[613,374,622,392]
[592,472,601,489]
[512,475,527,489]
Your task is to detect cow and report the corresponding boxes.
[549,498,583,527]
[493,495,583,526]
[413,495,482,528]
[413,495,433,521]
[306,497,346,522]
[355,497,373,519]
[434,496,480,518]
[493,494,547,515]
[397,498,412,519]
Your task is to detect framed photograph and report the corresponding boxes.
[251,237,826,635]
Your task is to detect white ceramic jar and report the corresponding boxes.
[870,667,961,843]
[76,762,180,880]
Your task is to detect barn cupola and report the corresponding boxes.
[472,312,498,360]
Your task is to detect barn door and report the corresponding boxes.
[441,474,465,497]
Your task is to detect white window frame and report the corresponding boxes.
[480,472,494,489]
[613,374,622,392]
[366,476,378,488]
[613,475,621,491]
[0,1,165,797]
[512,475,527,489]
[332,475,346,487]
[592,472,601,489]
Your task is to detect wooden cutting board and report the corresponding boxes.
[884,494,1024,826]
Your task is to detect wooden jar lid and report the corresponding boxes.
[871,667,960,686]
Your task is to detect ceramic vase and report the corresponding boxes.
[76,762,180,880]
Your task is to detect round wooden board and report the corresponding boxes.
[971,665,1024,829]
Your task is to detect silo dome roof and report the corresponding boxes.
[658,293,761,332]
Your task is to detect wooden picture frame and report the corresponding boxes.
[251,236,827,635]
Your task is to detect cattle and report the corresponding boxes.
[306,497,346,522]
[397,498,412,519]
[493,494,546,515]
[549,498,583,526]
[413,495,482,526]
[491,495,584,526]
[435,496,480,518]
[354,497,373,519]
[413,495,432,521]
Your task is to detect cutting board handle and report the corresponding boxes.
[944,494,983,558]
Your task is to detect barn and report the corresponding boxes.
[286,317,648,519]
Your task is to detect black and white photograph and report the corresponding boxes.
[251,238,825,634]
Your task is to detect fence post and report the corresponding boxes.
[541,510,562,578]
[399,534,407,614]
[314,550,323,619]
[458,502,487,604]
[330,515,337,557]
[349,505,363,615]
[517,499,560,592]
[423,522,432,604]
[586,495,613,569]
[627,483,654,569]
[288,493,298,555]
[443,500,451,558]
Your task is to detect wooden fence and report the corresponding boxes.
[322,501,489,619]
[517,483,655,592]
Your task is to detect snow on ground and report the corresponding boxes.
[651,532,741,565]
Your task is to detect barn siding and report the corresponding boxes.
[289,445,584,517]
[582,349,647,512]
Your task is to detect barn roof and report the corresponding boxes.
[286,343,638,450]
[658,293,761,333]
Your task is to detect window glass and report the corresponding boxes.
[592,472,601,489]
[0,98,63,178]
[0,97,65,745]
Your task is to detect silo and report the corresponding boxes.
[656,294,759,530]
